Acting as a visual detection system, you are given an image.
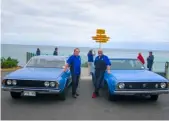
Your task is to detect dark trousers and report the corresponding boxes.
[94,69,105,93]
[147,64,153,71]
[71,74,80,95]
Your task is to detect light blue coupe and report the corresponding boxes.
[1,55,71,100]
[92,58,169,101]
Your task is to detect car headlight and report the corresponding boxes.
[118,82,125,89]
[12,80,17,85]
[7,80,12,85]
[44,81,49,87]
[160,82,166,88]
[50,82,55,87]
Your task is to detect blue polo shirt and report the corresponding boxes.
[87,53,94,62]
[67,55,81,75]
[94,55,111,68]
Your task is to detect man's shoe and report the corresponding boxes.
[72,94,77,98]
[76,93,79,96]
[96,92,100,96]
[92,92,97,98]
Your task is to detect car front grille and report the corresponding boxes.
[124,82,168,89]
[16,80,45,87]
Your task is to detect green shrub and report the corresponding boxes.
[1,57,19,68]
[81,62,88,67]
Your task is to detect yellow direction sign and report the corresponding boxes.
[95,40,109,43]
[96,38,109,42]
[92,36,110,40]
[96,34,107,38]
[96,29,105,34]
[92,28,110,48]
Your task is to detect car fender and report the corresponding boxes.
[104,72,117,94]
[58,71,71,92]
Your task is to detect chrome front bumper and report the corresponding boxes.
[113,90,169,95]
[2,87,61,94]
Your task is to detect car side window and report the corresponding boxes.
[27,58,39,66]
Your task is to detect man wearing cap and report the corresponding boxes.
[147,51,154,71]
[92,49,111,98]
[63,48,81,98]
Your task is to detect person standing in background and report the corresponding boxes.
[63,48,81,98]
[137,53,145,65]
[147,51,154,71]
[87,49,95,75]
[36,48,40,56]
[53,47,58,56]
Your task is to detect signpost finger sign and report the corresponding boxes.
[92,29,110,49]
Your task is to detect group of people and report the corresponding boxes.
[137,51,154,71]
[36,47,58,56]
[63,48,111,98]
[62,48,155,99]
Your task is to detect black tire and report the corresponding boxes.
[59,81,69,101]
[108,90,118,101]
[59,90,66,101]
[10,92,21,99]
[149,95,158,101]
[105,82,117,101]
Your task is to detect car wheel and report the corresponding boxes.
[105,83,117,101]
[107,90,118,101]
[10,92,21,99]
[149,95,158,101]
[59,91,66,101]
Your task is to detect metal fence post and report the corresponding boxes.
[26,52,29,63]
[165,62,169,79]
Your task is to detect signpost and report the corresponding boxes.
[92,29,110,48]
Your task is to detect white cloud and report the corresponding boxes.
[1,0,169,48]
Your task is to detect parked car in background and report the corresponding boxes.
[1,55,71,100]
[91,58,169,101]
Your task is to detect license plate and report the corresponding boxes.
[23,91,36,96]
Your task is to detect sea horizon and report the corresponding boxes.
[1,44,169,72]
[1,43,169,52]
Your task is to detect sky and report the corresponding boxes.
[1,0,169,50]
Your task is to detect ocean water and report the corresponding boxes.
[1,44,169,72]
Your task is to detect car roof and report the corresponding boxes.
[109,57,137,60]
[31,55,68,60]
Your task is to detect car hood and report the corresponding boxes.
[4,67,64,81]
[111,70,168,82]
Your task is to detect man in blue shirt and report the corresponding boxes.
[63,48,81,98]
[92,49,111,98]
[87,49,95,75]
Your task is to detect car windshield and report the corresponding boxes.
[26,58,65,68]
[110,59,145,70]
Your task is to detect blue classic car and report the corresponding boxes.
[1,55,71,100]
[92,58,169,101]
